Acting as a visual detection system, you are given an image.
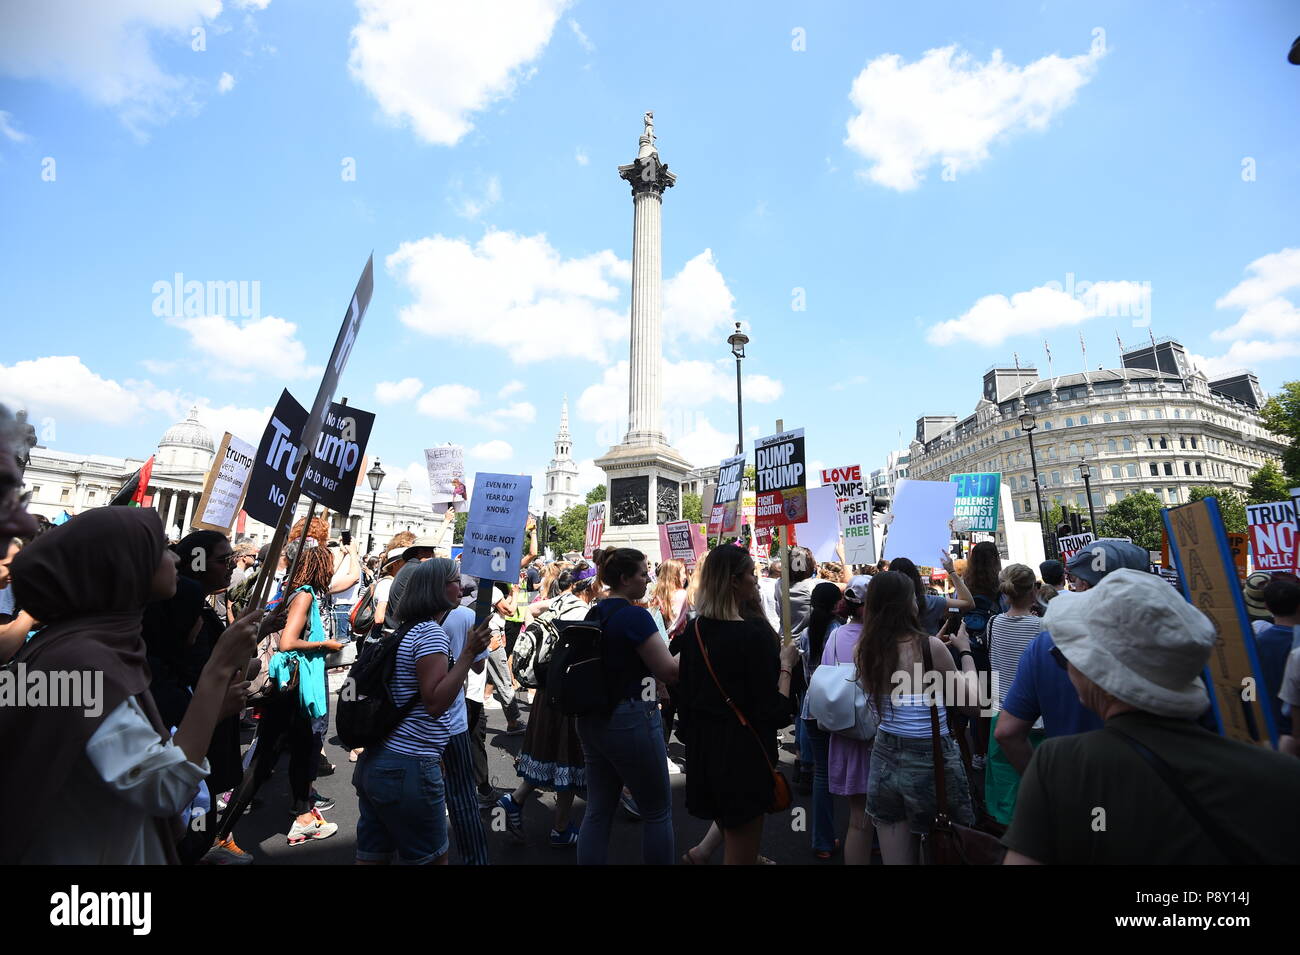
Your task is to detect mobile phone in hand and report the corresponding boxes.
[341,530,352,545]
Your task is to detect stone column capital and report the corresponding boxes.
[618,156,676,196]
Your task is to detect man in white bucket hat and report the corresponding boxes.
[1003,569,1300,865]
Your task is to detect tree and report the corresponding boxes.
[585,485,606,504]
[453,511,466,544]
[1260,380,1300,483]
[1248,461,1292,504]
[682,492,702,524]
[1097,491,1164,550]
[551,502,590,556]
[1187,486,1247,533]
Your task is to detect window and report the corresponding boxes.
[1141,410,1149,420]
[1179,436,1186,449]
[1072,468,1081,482]
[1076,493,1087,507]
[1024,499,1032,513]
[87,490,97,503]
[1003,430,1010,440]
[1104,413,1113,423]
[1122,437,1132,451]
[566,477,572,490]
[1184,462,1191,475]
[1048,446,1058,460]
[1163,463,1173,476]
[1069,443,1079,457]
[1195,462,1203,476]
[1127,464,1138,478]
[1020,475,1028,490]
[1112,466,1122,479]
[1043,421,1053,430]
[1079,416,1089,425]
[1108,439,1118,453]
[1155,409,1164,419]
[1191,436,1198,449]
[1148,437,1155,450]
[1118,411,1128,421]
[1150,463,1159,476]
[1065,417,1074,427]
[1092,492,1103,507]
[1159,436,1168,450]
[59,488,70,503]
[31,485,40,499]
[1168,487,1179,503]
[1084,442,1094,456]
[1051,471,1062,485]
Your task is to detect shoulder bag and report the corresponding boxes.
[918,635,1007,865]
[806,627,876,741]
[693,620,792,814]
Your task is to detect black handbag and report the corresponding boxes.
[918,636,1007,865]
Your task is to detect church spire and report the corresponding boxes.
[559,394,570,441]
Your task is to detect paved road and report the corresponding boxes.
[227,668,854,865]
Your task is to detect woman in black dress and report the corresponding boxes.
[674,544,800,864]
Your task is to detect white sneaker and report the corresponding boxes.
[666,757,682,775]
[287,809,339,846]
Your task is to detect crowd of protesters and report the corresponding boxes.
[2,402,1300,865]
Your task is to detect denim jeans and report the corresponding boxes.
[803,719,836,853]
[575,698,674,865]
[354,748,449,864]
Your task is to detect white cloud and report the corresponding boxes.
[469,439,513,461]
[388,230,630,363]
[166,313,315,381]
[0,355,159,424]
[574,458,604,495]
[0,110,29,142]
[388,460,432,504]
[140,358,178,375]
[498,379,525,398]
[845,42,1104,191]
[574,147,589,166]
[1192,247,1300,377]
[217,71,235,93]
[0,0,262,137]
[490,401,536,425]
[673,416,737,470]
[452,174,501,219]
[568,18,594,52]
[374,377,423,403]
[417,383,481,418]
[191,401,272,444]
[348,0,569,146]
[662,249,736,347]
[926,280,1148,347]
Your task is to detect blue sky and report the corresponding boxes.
[2,0,1297,508]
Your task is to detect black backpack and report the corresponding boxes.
[349,569,377,637]
[513,613,563,690]
[336,621,417,750]
[961,593,999,648]
[547,602,624,717]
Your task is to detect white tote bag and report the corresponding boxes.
[806,631,877,741]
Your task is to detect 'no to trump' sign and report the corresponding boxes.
[1247,500,1297,572]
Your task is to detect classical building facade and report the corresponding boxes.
[905,339,1288,525]
[542,397,580,516]
[20,408,441,552]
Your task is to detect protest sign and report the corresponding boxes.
[658,520,704,568]
[840,493,877,564]
[819,465,864,506]
[243,390,308,526]
[708,453,746,536]
[883,479,956,565]
[800,485,842,561]
[302,403,374,514]
[425,445,469,513]
[1056,532,1096,562]
[753,428,807,529]
[1246,500,1297,572]
[584,502,606,558]
[193,432,255,532]
[461,473,532,582]
[1164,498,1277,747]
[950,472,1001,534]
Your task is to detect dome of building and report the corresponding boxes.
[159,406,215,453]
[397,478,412,490]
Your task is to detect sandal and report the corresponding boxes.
[814,839,842,860]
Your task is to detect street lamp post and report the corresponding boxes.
[1020,412,1054,559]
[366,458,385,557]
[727,321,749,456]
[1078,461,1098,535]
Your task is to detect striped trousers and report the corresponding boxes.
[443,729,490,865]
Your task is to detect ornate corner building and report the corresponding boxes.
[905,339,1287,524]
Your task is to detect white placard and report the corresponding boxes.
[840,493,877,564]
[800,485,843,561]
[194,433,255,532]
[425,445,469,513]
[883,478,956,566]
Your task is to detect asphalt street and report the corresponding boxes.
[227,667,855,865]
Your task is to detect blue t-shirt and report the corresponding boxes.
[1256,624,1297,734]
[1000,628,1103,737]
[385,621,453,758]
[440,606,489,736]
[920,594,949,634]
[594,598,660,700]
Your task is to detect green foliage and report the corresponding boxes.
[453,511,466,544]
[551,502,590,556]
[1248,461,1292,505]
[1260,381,1300,482]
[682,492,702,524]
[1187,486,1247,533]
[1098,491,1164,550]
[585,485,606,504]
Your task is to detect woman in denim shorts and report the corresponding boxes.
[857,570,980,864]
[353,561,491,864]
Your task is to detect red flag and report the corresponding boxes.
[131,455,155,507]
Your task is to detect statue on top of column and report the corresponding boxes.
[638,110,657,159]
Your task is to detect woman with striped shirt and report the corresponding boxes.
[352,561,491,865]
[984,563,1044,825]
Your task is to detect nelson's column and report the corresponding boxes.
[594,112,693,559]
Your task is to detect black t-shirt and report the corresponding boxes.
[1003,710,1300,864]
[525,566,541,592]
[591,597,660,700]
